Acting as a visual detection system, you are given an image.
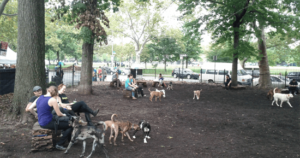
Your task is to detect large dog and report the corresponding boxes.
[64,116,108,158]
[104,114,137,146]
[272,88,294,108]
[193,89,202,100]
[267,88,281,100]
[156,89,166,98]
[132,120,151,143]
[149,88,164,102]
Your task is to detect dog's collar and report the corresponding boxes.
[131,124,135,130]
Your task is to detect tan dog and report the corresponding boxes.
[193,89,202,100]
[267,88,281,100]
[104,114,137,146]
[149,88,164,102]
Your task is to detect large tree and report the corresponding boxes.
[109,0,169,64]
[11,0,45,122]
[51,0,121,94]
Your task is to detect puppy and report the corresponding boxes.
[132,120,151,143]
[149,88,164,102]
[272,88,294,108]
[156,89,166,98]
[193,89,202,100]
[64,116,108,158]
[167,82,173,90]
[104,114,136,146]
[267,88,281,100]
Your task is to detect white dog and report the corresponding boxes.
[272,88,293,108]
[156,89,166,98]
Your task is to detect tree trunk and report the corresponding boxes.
[135,51,141,64]
[13,0,45,122]
[186,58,188,68]
[232,25,239,86]
[240,58,248,69]
[78,42,94,95]
[257,25,271,88]
[164,55,167,72]
[145,60,146,69]
[56,51,59,64]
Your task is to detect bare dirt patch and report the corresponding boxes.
[0,83,300,158]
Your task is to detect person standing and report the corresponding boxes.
[102,68,107,81]
[97,66,102,81]
[224,75,232,90]
[288,79,299,95]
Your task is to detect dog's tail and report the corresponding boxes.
[98,121,107,131]
[111,114,117,122]
[273,87,277,94]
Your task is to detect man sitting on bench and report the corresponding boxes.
[125,74,137,100]
[224,75,232,90]
[133,79,146,97]
[289,79,299,95]
[112,71,121,87]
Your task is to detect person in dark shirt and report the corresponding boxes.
[25,86,43,118]
[288,79,298,95]
[57,84,99,126]
[224,75,232,90]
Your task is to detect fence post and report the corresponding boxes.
[285,70,287,88]
[72,64,75,87]
[224,69,225,85]
[155,68,156,79]
[200,68,202,83]
[178,68,180,81]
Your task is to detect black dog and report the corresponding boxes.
[132,120,151,143]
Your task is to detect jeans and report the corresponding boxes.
[137,86,144,96]
[41,120,73,145]
[103,76,106,81]
[126,86,135,97]
[288,87,299,94]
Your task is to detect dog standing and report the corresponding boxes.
[193,89,202,100]
[64,116,108,158]
[167,82,173,90]
[156,89,166,98]
[104,114,136,146]
[149,88,164,102]
[272,88,293,108]
[267,88,281,100]
[132,120,151,143]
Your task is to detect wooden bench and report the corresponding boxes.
[221,85,246,90]
[136,80,147,87]
[31,122,57,152]
[152,81,159,87]
[123,89,138,98]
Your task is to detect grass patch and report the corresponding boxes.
[47,64,73,69]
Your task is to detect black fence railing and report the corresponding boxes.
[48,64,80,87]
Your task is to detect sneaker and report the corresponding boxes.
[56,144,66,151]
[132,97,137,100]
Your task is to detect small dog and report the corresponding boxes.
[104,114,136,146]
[272,88,294,108]
[132,120,151,143]
[167,82,173,90]
[193,89,202,100]
[149,88,164,102]
[267,88,281,100]
[64,116,108,158]
[156,89,166,98]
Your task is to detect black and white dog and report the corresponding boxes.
[167,82,173,90]
[132,120,151,143]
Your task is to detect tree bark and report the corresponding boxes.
[13,0,45,122]
[56,51,59,64]
[164,55,167,72]
[257,25,271,88]
[232,25,239,86]
[186,58,188,68]
[78,42,93,95]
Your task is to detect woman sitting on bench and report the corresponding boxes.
[125,74,137,100]
[57,84,99,126]
[35,86,72,151]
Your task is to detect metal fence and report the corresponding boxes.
[47,64,80,87]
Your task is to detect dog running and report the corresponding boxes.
[132,120,151,143]
[149,88,164,102]
[193,89,202,100]
[271,88,294,108]
[64,116,108,158]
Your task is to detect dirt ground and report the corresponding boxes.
[0,82,300,158]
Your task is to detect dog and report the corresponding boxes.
[104,114,137,146]
[156,89,166,98]
[167,82,173,90]
[132,120,151,143]
[149,88,164,102]
[267,88,281,100]
[272,88,294,108]
[64,116,108,158]
[193,89,202,100]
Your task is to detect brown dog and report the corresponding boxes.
[193,90,202,100]
[104,114,137,146]
[149,88,164,102]
[267,88,281,100]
